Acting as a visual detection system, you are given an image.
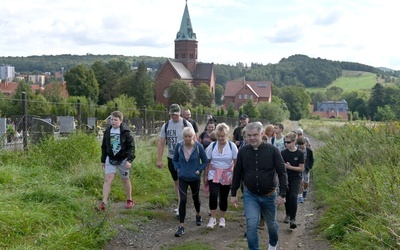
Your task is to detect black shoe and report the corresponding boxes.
[196,215,202,226]
[290,220,297,229]
[175,226,185,237]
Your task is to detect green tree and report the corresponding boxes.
[105,94,139,119]
[131,61,155,108]
[257,100,289,124]
[91,61,109,104]
[278,86,311,120]
[242,99,259,119]
[368,83,385,120]
[215,84,224,105]
[64,64,99,103]
[374,105,395,121]
[325,86,344,101]
[167,79,194,106]
[194,83,214,107]
[227,103,235,117]
[42,82,67,102]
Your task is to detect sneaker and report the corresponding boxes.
[125,200,134,209]
[219,217,226,228]
[174,208,179,216]
[196,215,202,226]
[283,215,290,224]
[207,217,217,228]
[268,244,277,250]
[303,190,308,199]
[290,220,297,229]
[174,226,185,237]
[99,202,106,211]
[298,196,304,203]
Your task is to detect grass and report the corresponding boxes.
[0,132,173,249]
[302,120,400,249]
[307,70,378,93]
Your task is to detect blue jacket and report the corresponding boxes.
[173,141,208,181]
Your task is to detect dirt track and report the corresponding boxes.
[103,121,332,250]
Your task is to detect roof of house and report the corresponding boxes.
[168,59,193,79]
[316,100,348,110]
[0,82,19,95]
[224,80,271,97]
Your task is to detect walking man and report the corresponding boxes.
[231,122,288,250]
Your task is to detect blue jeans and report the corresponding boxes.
[243,188,278,250]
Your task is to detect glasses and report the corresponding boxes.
[284,141,293,144]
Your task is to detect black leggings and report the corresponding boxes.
[208,180,231,212]
[178,178,201,223]
[285,175,302,221]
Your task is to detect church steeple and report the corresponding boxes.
[175,1,198,73]
[176,1,196,41]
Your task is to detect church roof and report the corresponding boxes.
[175,1,196,41]
[193,63,214,80]
[169,59,193,79]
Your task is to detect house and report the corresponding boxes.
[224,79,272,110]
[312,100,348,120]
[154,2,215,106]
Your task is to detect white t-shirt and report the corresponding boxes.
[159,118,193,158]
[206,141,238,181]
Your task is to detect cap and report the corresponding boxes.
[169,104,181,115]
[239,114,248,119]
[296,128,303,135]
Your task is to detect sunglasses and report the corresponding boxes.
[284,141,293,144]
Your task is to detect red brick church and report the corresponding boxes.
[155,1,216,106]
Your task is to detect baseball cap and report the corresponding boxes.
[296,128,303,135]
[239,114,248,119]
[169,104,181,115]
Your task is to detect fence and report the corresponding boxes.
[1,92,269,150]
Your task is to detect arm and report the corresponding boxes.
[307,148,314,170]
[198,144,208,172]
[172,142,180,171]
[275,148,288,197]
[157,137,165,168]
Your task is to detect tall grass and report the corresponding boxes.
[0,132,173,249]
[313,122,400,249]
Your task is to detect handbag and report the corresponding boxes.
[109,159,123,165]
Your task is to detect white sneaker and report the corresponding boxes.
[219,217,226,228]
[207,217,217,228]
[268,244,277,250]
[174,208,179,216]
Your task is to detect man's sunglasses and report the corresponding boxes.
[284,141,293,144]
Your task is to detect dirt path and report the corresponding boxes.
[103,123,331,250]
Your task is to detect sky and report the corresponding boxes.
[1,0,399,70]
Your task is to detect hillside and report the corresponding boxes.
[1,54,397,90]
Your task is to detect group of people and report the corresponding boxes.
[98,104,314,250]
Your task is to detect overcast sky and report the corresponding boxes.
[1,0,398,70]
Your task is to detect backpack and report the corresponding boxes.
[164,118,188,144]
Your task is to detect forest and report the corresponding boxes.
[1,54,400,122]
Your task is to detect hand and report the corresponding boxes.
[125,161,132,169]
[101,163,105,170]
[195,170,200,175]
[276,196,286,206]
[230,196,238,208]
[156,161,163,169]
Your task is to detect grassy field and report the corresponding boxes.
[307,70,379,93]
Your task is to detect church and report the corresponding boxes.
[155,1,216,106]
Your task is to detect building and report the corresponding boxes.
[312,100,348,120]
[154,2,215,106]
[224,79,272,110]
[28,75,46,86]
[0,65,15,82]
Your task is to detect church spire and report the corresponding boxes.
[176,1,196,41]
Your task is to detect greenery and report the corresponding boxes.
[0,132,174,249]
[299,120,400,249]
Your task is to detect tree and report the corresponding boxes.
[215,84,224,105]
[368,83,385,120]
[325,86,344,101]
[167,79,194,106]
[91,61,109,104]
[64,64,99,103]
[42,82,68,102]
[105,94,139,119]
[374,105,395,121]
[194,83,214,107]
[257,99,289,124]
[131,61,154,108]
[242,99,259,119]
[278,86,311,120]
